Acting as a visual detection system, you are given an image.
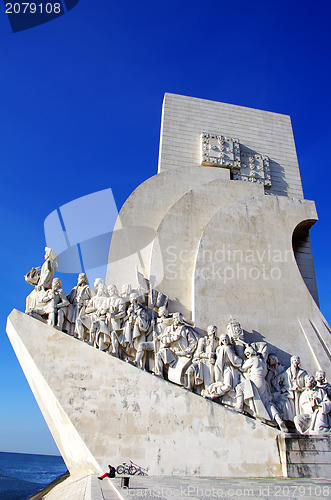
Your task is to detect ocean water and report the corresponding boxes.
[0,451,67,500]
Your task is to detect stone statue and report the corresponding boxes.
[133,305,164,372]
[234,344,289,431]
[234,344,270,420]
[41,278,69,329]
[315,370,331,399]
[266,354,285,392]
[66,273,93,336]
[76,282,124,353]
[154,312,198,384]
[134,306,172,372]
[106,285,126,357]
[215,334,242,384]
[269,371,292,427]
[153,306,172,336]
[75,279,108,343]
[284,356,307,420]
[294,375,331,434]
[204,332,243,403]
[25,247,59,315]
[107,285,126,329]
[120,283,132,309]
[90,288,112,350]
[37,247,58,291]
[186,325,218,393]
[121,293,150,362]
[93,278,109,297]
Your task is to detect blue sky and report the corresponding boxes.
[0,0,330,455]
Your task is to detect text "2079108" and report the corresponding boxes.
[5,3,62,14]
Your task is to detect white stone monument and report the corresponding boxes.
[107,93,328,377]
[7,94,331,480]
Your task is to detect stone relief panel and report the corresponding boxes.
[201,133,241,169]
[24,250,331,437]
[201,133,271,189]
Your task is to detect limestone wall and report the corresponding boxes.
[158,93,303,199]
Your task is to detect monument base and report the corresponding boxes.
[8,309,331,479]
[7,309,285,478]
[277,434,331,478]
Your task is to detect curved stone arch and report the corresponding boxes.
[292,219,319,305]
[148,179,262,319]
[192,194,331,376]
[106,166,229,289]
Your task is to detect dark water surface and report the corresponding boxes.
[0,451,67,500]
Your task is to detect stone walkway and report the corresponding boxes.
[40,474,119,500]
[35,474,331,500]
[110,476,331,500]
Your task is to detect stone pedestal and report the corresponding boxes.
[277,434,331,478]
[7,309,283,478]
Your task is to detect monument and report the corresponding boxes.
[6,94,331,481]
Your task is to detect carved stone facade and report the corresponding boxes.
[24,251,331,437]
[201,132,271,188]
[201,133,241,169]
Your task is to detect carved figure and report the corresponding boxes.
[120,283,132,309]
[266,354,285,392]
[106,285,126,357]
[66,273,93,336]
[265,357,292,430]
[75,279,108,343]
[153,306,171,336]
[134,306,172,372]
[234,344,270,420]
[315,370,331,399]
[89,288,113,350]
[155,312,198,384]
[202,332,242,403]
[107,285,125,329]
[215,333,242,384]
[25,247,58,314]
[269,371,292,426]
[234,344,288,430]
[38,247,58,291]
[121,293,150,362]
[133,309,165,372]
[93,278,109,297]
[41,278,69,329]
[186,325,218,393]
[284,356,307,420]
[294,375,331,434]
[85,284,125,353]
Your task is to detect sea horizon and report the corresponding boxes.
[0,450,62,458]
